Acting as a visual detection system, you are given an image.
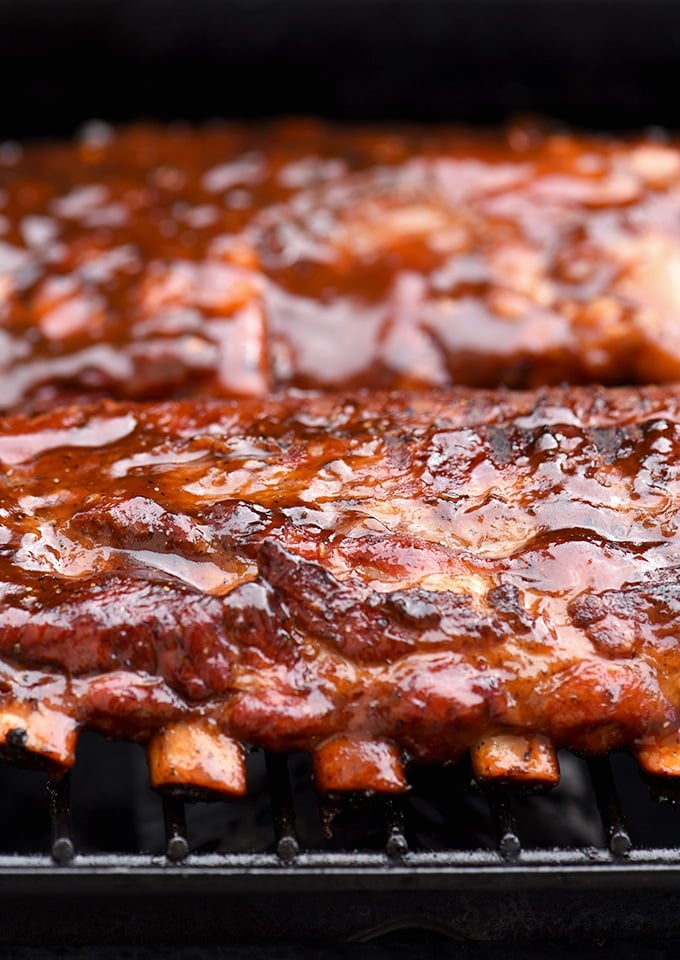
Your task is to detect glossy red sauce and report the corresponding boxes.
[1,386,679,766]
[2,120,680,412]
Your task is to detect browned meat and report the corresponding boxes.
[3,121,680,411]
[0,386,680,792]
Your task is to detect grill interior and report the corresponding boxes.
[8,739,679,862]
[1,740,680,943]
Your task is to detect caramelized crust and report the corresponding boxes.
[4,121,680,410]
[1,386,680,787]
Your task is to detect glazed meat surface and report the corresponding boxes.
[4,121,680,411]
[2,385,680,791]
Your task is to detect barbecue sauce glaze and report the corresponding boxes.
[4,121,680,786]
[2,120,680,411]
[0,387,679,772]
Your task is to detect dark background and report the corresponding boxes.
[2,0,680,139]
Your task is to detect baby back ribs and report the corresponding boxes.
[3,121,680,410]
[1,385,680,793]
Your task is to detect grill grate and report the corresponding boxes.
[0,742,679,944]
[265,751,300,862]
[482,785,521,861]
[31,746,680,863]
[46,775,74,866]
[588,757,632,856]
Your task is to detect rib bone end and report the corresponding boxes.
[314,735,407,793]
[634,730,680,778]
[148,721,246,799]
[0,701,77,774]
[471,733,559,788]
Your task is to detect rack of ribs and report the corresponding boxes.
[1,384,680,795]
[3,120,680,411]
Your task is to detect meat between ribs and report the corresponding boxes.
[0,386,679,794]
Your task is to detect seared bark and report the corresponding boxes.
[0,386,678,785]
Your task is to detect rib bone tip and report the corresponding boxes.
[471,733,559,788]
[0,702,77,772]
[634,730,680,778]
[313,735,407,794]
[148,721,247,799]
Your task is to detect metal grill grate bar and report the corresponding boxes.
[46,774,75,865]
[588,757,632,856]
[162,794,190,862]
[265,751,300,860]
[31,747,668,867]
[384,796,408,857]
[484,785,521,860]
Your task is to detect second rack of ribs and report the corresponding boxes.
[0,385,679,794]
[5,121,680,413]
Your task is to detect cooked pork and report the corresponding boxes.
[3,121,680,410]
[0,386,679,792]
